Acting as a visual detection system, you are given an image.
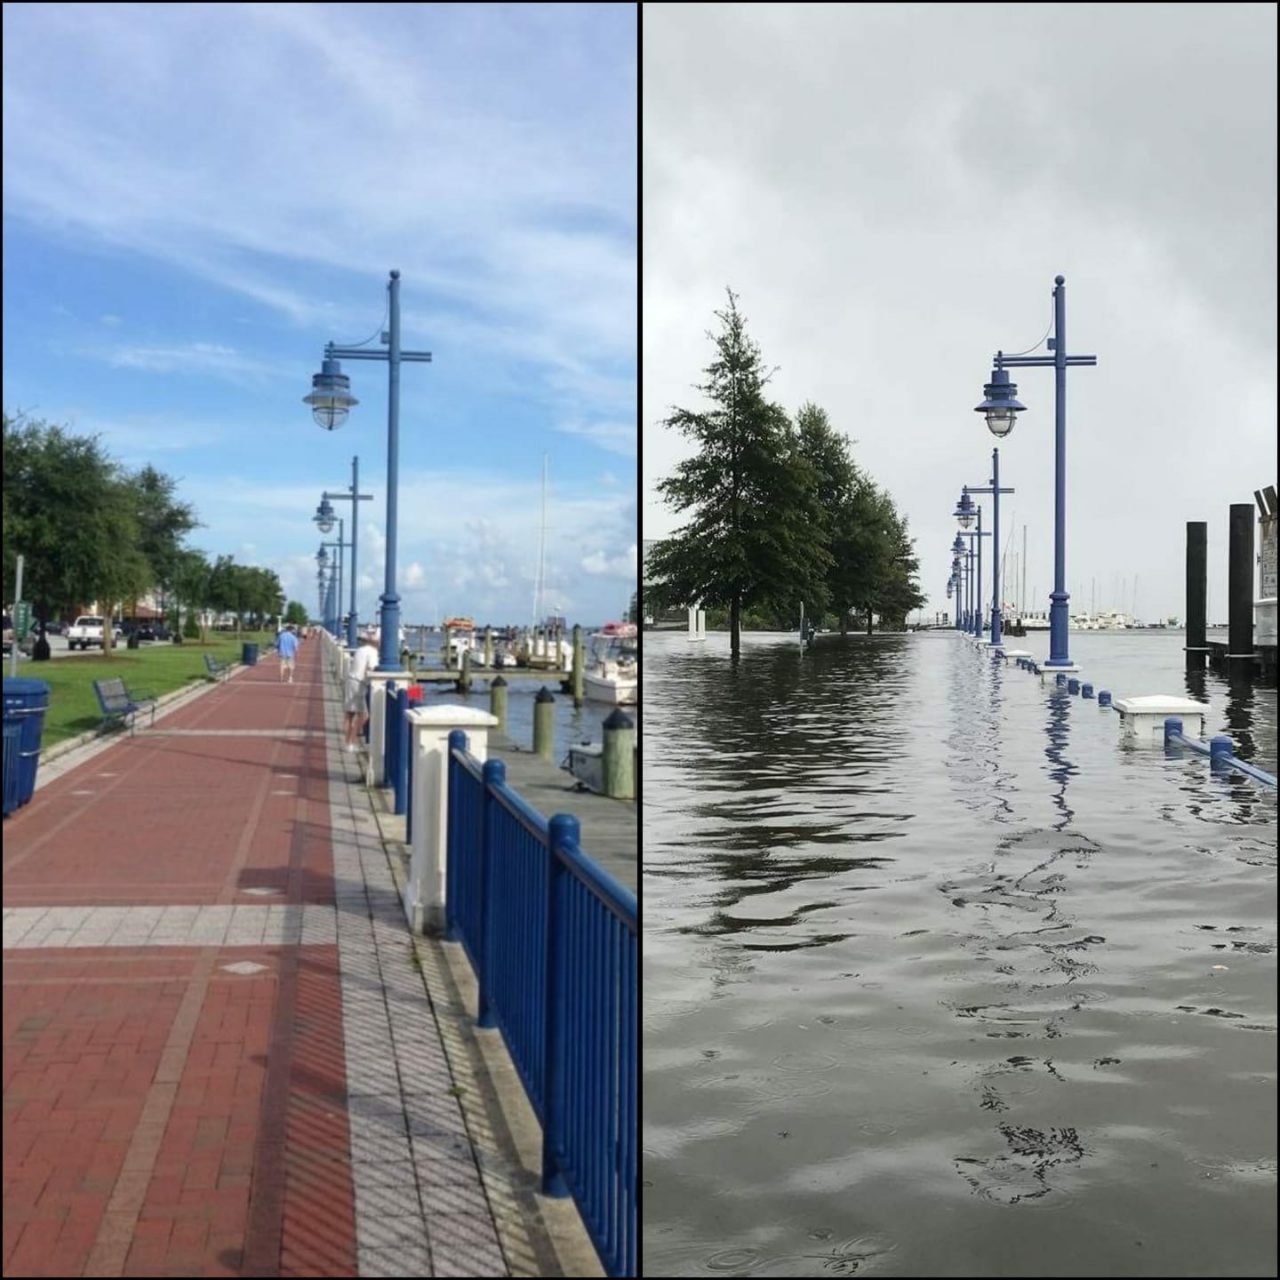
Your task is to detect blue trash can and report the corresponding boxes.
[242,642,259,666]
[3,677,51,812]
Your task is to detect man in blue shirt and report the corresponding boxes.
[277,624,300,684]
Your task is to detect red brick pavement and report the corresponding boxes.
[3,640,359,1277]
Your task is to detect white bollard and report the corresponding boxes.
[405,705,499,934]
[1114,695,1210,744]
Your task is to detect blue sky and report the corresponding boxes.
[3,2,637,627]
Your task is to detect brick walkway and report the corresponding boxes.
[2,640,544,1277]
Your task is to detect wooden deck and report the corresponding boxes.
[488,731,637,895]
[411,667,570,684]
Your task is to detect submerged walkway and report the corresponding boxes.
[2,639,598,1277]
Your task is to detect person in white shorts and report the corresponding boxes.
[344,628,379,752]
[277,623,299,683]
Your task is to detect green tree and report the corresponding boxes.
[648,290,830,661]
[3,411,149,658]
[126,464,199,622]
[172,548,213,643]
[283,600,309,628]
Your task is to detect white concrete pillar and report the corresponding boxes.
[365,671,407,786]
[405,705,499,934]
[1113,695,1210,744]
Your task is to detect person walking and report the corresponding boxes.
[277,623,300,683]
[345,627,379,752]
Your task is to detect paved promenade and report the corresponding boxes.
[3,640,597,1277]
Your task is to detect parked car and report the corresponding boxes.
[153,623,172,641]
[67,615,107,650]
[1,614,13,654]
[44,620,65,635]
[135,624,157,642]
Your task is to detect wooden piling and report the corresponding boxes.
[533,687,555,760]
[1186,521,1207,670]
[460,646,473,693]
[483,626,494,669]
[489,675,508,729]
[1228,503,1255,678]
[572,624,584,708]
[602,708,635,800]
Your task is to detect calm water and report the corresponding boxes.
[643,630,1277,1278]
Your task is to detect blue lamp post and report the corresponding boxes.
[317,528,344,635]
[956,451,1015,647]
[305,270,433,671]
[976,275,1096,669]
[955,509,990,637]
[315,456,373,651]
[951,537,968,631]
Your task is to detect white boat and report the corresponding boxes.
[584,622,637,705]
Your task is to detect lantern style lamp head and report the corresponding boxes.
[952,534,965,555]
[946,579,954,598]
[304,354,359,431]
[974,360,1025,438]
[955,488,976,529]
[314,497,336,534]
[316,546,328,568]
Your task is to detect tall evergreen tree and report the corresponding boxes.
[648,290,830,660]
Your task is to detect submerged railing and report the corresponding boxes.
[1001,651,1276,788]
[1163,718,1278,788]
[445,729,637,1278]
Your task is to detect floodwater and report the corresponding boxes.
[643,629,1277,1278]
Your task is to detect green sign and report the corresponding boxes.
[14,602,32,640]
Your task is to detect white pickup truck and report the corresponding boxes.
[67,614,108,650]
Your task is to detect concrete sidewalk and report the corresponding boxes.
[3,638,599,1277]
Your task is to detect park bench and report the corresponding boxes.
[93,677,157,735]
[204,653,229,681]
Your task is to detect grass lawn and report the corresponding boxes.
[11,632,277,746]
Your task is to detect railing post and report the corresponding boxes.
[1210,734,1234,771]
[384,681,399,792]
[542,812,578,1198]
[395,688,412,816]
[1098,690,1111,707]
[477,757,505,1030]
[1164,716,1184,748]
[445,728,468,942]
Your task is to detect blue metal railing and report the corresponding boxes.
[445,730,637,1278]
[1163,717,1277,788]
[1003,659,1274,787]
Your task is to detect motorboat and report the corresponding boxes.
[584,622,637,705]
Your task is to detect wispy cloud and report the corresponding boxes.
[104,342,282,383]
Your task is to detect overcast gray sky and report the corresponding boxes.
[643,2,1276,624]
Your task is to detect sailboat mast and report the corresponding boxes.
[532,453,548,628]
[1021,525,1027,617]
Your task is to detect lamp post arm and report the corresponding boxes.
[326,347,433,363]
[993,355,1096,368]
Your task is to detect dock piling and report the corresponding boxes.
[533,686,555,759]
[1186,521,1208,669]
[460,647,473,694]
[572,624,584,708]
[602,708,635,800]
[1228,503,1255,678]
[489,675,508,729]
[483,626,493,669]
